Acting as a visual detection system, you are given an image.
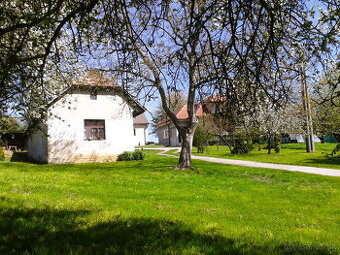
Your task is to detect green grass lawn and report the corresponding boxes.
[190,143,340,170]
[0,151,339,254]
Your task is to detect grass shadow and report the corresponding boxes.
[10,151,42,164]
[0,204,336,255]
[6,151,176,171]
[303,157,340,168]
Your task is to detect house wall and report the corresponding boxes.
[158,125,170,146]
[44,90,135,163]
[28,124,48,163]
[134,124,148,146]
[158,123,182,147]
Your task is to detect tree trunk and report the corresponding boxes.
[167,124,171,147]
[226,141,232,153]
[218,135,232,152]
[267,134,271,155]
[177,131,194,169]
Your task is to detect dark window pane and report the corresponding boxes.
[92,128,98,139]
[84,128,91,140]
[98,128,105,139]
[98,120,105,128]
[85,120,91,127]
[84,119,105,140]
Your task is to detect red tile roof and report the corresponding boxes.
[133,113,149,125]
[156,95,226,127]
[157,105,204,127]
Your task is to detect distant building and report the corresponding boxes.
[133,113,149,146]
[28,72,145,163]
[289,134,321,143]
[157,96,222,146]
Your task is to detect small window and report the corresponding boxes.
[134,128,136,136]
[84,119,105,140]
[90,90,97,100]
[164,129,169,139]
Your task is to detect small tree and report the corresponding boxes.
[313,63,340,140]
[193,120,213,153]
[231,130,254,154]
[256,102,304,155]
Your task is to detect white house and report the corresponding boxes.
[28,72,145,163]
[133,113,149,146]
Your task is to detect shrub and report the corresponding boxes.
[117,151,134,161]
[117,151,146,161]
[193,124,213,153]
[329,143,340,157]
[275,145,281,153]
[274,134,281,153]
[265,134,281,153]
[0,147,4,161]
[231,142,254,154]
[132,151,145,160]
[231,132,254,154]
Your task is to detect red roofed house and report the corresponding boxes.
[133,113,149,146]
[28,71,145,163]
[157,95,223,146]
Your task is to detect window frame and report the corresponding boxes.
[163,129,169,139]
[84,119,105,141]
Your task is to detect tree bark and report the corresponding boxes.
[177,129,195,169]
[267,134,272,155]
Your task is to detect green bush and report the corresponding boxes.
[275,145,281,153]
[117,151,134,161]
[231,132,254,154]
[117,151,146,161]
[132,151,145,160]
[264,134,281,153]
[0,147,4,161]
[274,134,281,153]
[231,142,254,154]
[330,143,340,157]
[193,124,213,153]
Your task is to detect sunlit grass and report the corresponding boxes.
[190,143,340,169]
[0,151,339,254]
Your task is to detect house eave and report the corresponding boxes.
[47,85,146,117]
[157,119,188,128]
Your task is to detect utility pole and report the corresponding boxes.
[300,58,315,153]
